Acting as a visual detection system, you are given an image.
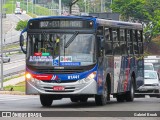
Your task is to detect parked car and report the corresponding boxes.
[15,8,22,14]
[137,70,160,98]
[0,54,10,63]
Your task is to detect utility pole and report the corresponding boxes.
[32,0,33,14]
[27,0,28,13]
[0,0,4,90]
[84,0,86,13]
[59,0,61,15]
[111,0,112,13]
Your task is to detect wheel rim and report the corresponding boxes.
[130,83,134,99]
[131,77,135,99]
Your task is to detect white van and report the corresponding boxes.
[15,8,22,14]
[144,63,154,71]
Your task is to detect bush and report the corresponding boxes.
[15,20,28,31]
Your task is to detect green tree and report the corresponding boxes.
[54,0,79,14]
[111,0,149,21]
[15,20,28,31]
[111,0,160,40]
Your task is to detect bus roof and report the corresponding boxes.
[28,16,142,30]
[28,15,97,22]
[97,19,142,30]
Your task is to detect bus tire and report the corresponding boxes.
[70,97,79,102]
[125,77,134,102]
[95,82,107,105]
[40,94,53,107]
[116,94,125,102]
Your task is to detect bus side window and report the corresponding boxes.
[138,30,143,54]
[104,28,113,55]
[112,28,121,55]
[126,29,133,55]
[105,43,112,55]
[119,29,127,55]
[133,30,138,54]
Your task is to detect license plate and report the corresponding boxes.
[139,89,147,91]
[53,86,65,91]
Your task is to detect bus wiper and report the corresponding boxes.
[64,31,79,48]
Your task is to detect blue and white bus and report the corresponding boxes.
[20,16,144,106]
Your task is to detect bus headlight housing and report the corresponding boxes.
[25,73,32,79]
[25,72,32,80]
[84,71,97,82]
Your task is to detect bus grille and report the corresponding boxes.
[35,69,84,74]
[42,80,78,83]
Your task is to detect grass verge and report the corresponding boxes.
[4,74,24,82]
[4,81,25,92]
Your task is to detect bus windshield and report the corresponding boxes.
[27,32,96,67]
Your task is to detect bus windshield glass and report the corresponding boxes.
[27,33,96,67]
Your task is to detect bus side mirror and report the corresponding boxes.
[20,35,24,46]
[20,29,27,54]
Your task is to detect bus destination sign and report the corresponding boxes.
[40,20,83,28]
[29,20,93,29]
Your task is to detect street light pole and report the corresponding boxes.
[111,0,112,13]
[84,0,86,13]
[27,0,28,13]
[59,0,61,16]
[101,0,103,12]
[0,0,4,90]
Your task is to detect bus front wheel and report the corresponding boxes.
[95,82,107,105]
[40,94,53,107]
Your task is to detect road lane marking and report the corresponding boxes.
[4,62,25,71]
[4,59,25,65]
[0,95,38,102]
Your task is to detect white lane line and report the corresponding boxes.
[5,59,25,65]
[5,34,19,40]
[0,96,38,101]
[4,62,25,71]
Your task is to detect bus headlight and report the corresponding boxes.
[25,73,32,79]
[84,71,97,82]
[25,72,42,85]
[25,72,32,79]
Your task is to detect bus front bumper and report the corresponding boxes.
[136,85,160,94]
[25,78,97,95]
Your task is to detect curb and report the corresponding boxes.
[0,91,25,95]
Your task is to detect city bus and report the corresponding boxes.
[20,16,144,106]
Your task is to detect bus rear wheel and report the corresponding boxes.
[125,77,134,102]
[95,82,107,105]
[40,94,53,107]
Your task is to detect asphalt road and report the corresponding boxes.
[0,94,159,119]
[0,95,159,111]
[3,14,31,44]
[0,54,25,77]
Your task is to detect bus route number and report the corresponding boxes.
[68,75,79,80]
